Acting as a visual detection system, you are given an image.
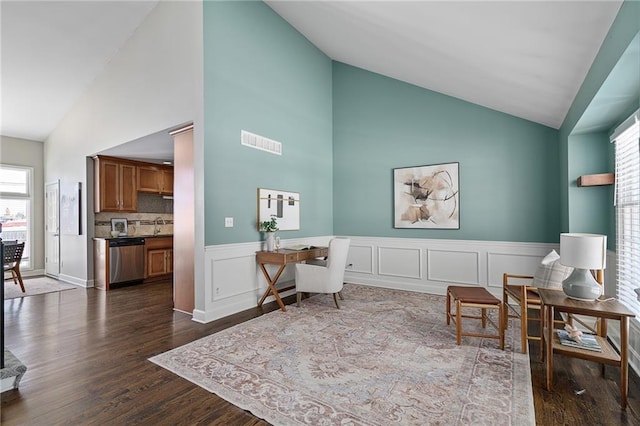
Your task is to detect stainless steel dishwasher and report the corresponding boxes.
[109,238,145,285]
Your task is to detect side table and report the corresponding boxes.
[256,247,328,312]
[538,288,635,409]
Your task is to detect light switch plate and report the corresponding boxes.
[225,217,233,228]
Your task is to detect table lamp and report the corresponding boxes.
[559,233,607,301]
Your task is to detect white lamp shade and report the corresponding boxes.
[559,233,607,270]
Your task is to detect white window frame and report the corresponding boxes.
[0,164,34,270]
[612,110,640,317]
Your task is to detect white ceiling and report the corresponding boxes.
[266,1,623,129]
[0,1,158,142]
[0,1,626,157]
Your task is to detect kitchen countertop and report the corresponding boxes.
[94,234,174,241]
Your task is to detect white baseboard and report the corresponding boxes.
[58,273,92,288]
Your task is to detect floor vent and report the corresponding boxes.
[241,130,282,155]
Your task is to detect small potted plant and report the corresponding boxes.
[260,216,279,251]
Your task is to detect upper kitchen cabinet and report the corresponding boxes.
[137,165,173,195]
[94,156,137,212]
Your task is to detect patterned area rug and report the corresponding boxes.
[150,284,535,425]
[3,276,77,299]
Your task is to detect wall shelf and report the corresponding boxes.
[577,173,615,187]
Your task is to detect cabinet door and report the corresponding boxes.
[98,160,121,211]
[119,164,137,211]
[160,169,174,194]
[167,249,173,273]
[147,249,168,277]
[137,166,160,193]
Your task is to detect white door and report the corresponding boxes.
[45,181,60,277]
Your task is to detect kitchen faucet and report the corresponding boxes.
[154,216,166,235]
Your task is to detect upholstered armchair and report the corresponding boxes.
[295,238,350,309]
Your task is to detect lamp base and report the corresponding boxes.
[562,268,602,301]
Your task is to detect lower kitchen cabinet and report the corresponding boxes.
[147,248,173,278]
[144,236,173,281]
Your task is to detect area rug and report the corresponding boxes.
[150,284,535,425]
[3,276,77,299]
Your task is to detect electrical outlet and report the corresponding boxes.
[225,217,233,227]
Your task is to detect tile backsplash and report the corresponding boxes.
[95,212,174,237]
[94,193,174,237]
[138,193,173,214]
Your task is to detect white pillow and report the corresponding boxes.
[531,250,573,289]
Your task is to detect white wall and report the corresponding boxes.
[43,1,204,286]
[0,135,45,275]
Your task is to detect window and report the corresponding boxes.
[613,110,640,317]
[0,164,32,269]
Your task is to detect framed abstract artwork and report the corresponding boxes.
[393,162,459,229]
[257,188,300,231]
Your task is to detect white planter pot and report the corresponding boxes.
[266,232,276,251]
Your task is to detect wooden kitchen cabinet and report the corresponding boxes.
[160,168,173,194]
[147,249,173,277]
[137,165,174,195]
[137,165,160,192]
[94,156,137,212]
[144,236,173,280]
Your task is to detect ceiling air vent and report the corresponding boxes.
[241,130,282,155]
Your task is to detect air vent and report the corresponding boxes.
[241,130,282,155]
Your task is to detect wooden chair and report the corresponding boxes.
[503,272,573,357]
[503,273,544,355]
[3,241,26,293]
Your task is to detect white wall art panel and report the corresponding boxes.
[378,246,422,279]
[428,249,479,285]
[347,244,374,274]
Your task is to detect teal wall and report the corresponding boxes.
[560,0,640,241]
[332,62,560,243]
[202,1,636,247]
[203,1,333,245]
[567,132,614,239]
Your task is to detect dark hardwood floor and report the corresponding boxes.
[2,279,639,425]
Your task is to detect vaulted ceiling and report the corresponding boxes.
[1,1,633,149]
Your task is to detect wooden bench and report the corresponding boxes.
[446,286,504,350]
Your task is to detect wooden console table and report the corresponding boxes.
[538,288,635,409]
[256,246,328,312]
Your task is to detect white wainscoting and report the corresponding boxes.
[344,236,557,298]
[193,236,333,323]
[195,236,556,322]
